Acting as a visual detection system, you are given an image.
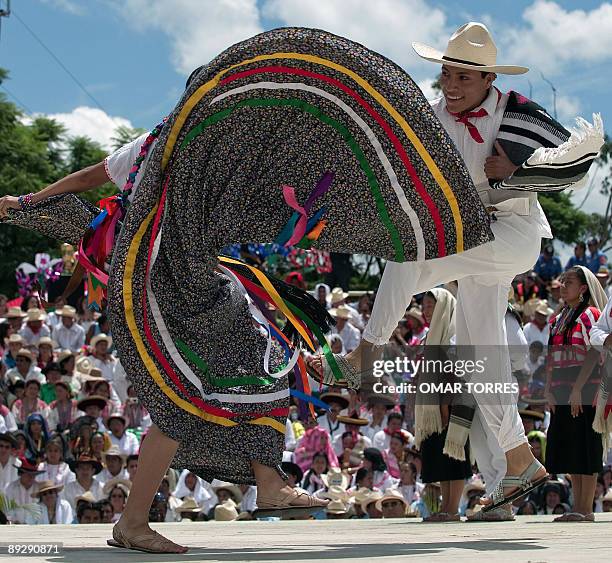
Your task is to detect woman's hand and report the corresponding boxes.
[0,195,21,219]
[569,386,583,418]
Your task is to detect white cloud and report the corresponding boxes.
[262,0,450,73]
[106,0,263,75]
[416,77,440,101]
[570,159,612,215]
[43,106,133,151]
[502,1,612,74]
[555,94,581,124]
[39,0,85,15]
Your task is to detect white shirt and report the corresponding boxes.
[431,89,552,238]
[505,311,528,372]
[362,415,388,442]
[331,322,361,353]
[26,498,73,525]
[92,356,118,383]
[19,324,51,347]
[240,485,258,513]
[590,298,612,351]
[523,322,550,346]
[36,462,75,487]
[284,418,297,452]
[316,414,345,444]
[52,323,85,353]
[94,467,129,488]
[1,409,18,433]
[105,132,153,197]
[109,431,140,456]
[5,479,38,523]
[61,479,104,511]
[6,366,45,385]
[372,429,392,451]
[0,455,20,492]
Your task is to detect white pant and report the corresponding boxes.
[363,206,545,486]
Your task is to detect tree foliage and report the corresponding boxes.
[0,68,118,296]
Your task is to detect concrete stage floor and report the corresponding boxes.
[1,513,611,562]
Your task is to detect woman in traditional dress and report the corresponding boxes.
[0,28,494,552]
[544,265,608,522]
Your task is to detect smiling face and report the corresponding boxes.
[439,65,495,113]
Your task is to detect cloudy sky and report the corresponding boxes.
[2,0,611,225]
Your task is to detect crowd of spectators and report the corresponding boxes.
[0,241,611,524]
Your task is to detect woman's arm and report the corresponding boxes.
[0,161,109,218]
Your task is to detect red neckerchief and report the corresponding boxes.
[447,87,502,144]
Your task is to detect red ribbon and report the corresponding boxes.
[447,107,488,143]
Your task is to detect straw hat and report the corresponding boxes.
[321,485,351,503]
[15,348,34,363]
[103,478,132,496]
[329,287,349,305]
[31,480,63,498]
[75,356,94,374]
[26,308,46,323]
[375,488,409,512]
[519,409,545,421]
[175,497,202,513]
[325,498,349,515]
[75,491,97,504]
[213,482,243,503]
[462,479,486,498]
[37,336,54,348]
[360,490,384,511]
[412,22,528,75]
[329,305,353,321]
[58,349,76,364]
[91,333,112,348]
[57,305,77,319]
[352,487,374,507]
[8,333,24,345]
[6,306,26,319]
[14,456,44,474]
[322,468,351,490]
[534,302,554,317]
[106,414,127,428]
[77,395,107,412]
[319,391,349,410]
[102,445,127,462]
[405,307,425,325]
[0,432,17,448]
[69,453,103,474]
[337,412,369,426]
[214,499,239,521]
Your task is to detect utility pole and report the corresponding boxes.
[540,71,557,120]
[0,0,10,43]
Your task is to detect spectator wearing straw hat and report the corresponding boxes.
[63,454,104,511]
[175,497,204,522]
[0,432,20,492]
[27,480,73,524]
[360,490,384,519]
[19,309,51,348]
[317,391,349,445]
[77,396,108,433]
[90,334,116,383]
[523,302,553,346]
[4,456,44,523]
[329,287,363,330]
[36,336,55,370]
[52,306,85,353]
[104,478,131,523]
[329,305,361,353]
[4,307,26,334]
[325,498,349,519]
[95,445,128,488]
[3,333,25,370]
[6,348,44,386]
[375,488,409,518]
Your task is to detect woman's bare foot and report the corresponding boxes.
[112,518,188,554]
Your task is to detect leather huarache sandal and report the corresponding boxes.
[553,512,594,522]
[466,504,515,522]
[107,525,188,554]
[481,459,548,513]
[255,489,329,518]
[306,354,362,390]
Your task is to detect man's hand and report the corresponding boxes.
[484,141,519,180]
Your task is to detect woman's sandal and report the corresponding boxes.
[553,512,595,522]
[306,354,362,390]
[466,504,515,522]
[255,488,329,518]
[422,512,461,522]
[481,459,549,513]
[107,525,188,554]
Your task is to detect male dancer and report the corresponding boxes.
[323,22,558,519]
